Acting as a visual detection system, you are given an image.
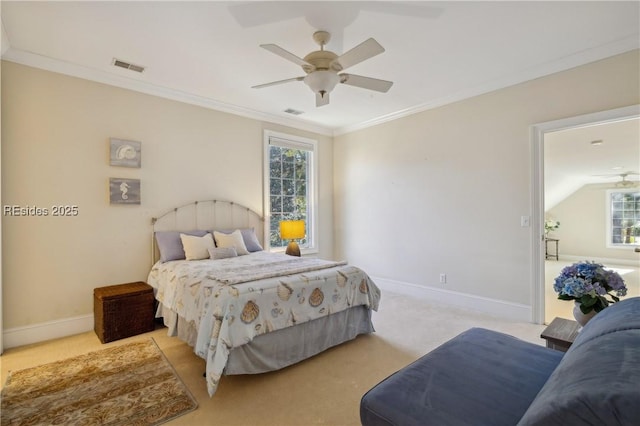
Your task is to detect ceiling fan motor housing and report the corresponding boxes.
[302,50,339,73]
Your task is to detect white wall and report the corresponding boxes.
[548,184,639,262]
[1,61,333,345]
[333,50,639,315]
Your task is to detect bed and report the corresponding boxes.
[147,200,381,397]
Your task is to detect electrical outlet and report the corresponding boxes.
[439,273,447,284]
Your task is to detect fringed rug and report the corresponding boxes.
[1,339,197,425]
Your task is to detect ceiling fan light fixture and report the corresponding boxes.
[304,71,339,96]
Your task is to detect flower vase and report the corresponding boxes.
[573,301,597,328]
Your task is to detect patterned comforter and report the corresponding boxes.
[147,251,381,397]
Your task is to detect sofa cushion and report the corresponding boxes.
[360,328,563,426]
[518,297,640,426]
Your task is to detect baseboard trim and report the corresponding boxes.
[3,277,536,349]
[3,314,94,349]
[372,276,532,322]
[559,255,639,267]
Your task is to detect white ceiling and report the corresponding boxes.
[1,1,638,135]
[1,1,639,204]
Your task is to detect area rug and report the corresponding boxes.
[1,339,197,425]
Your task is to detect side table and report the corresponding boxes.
[540,317,580,352]
[545,237,559,260]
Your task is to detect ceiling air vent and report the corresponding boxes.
[112,58,145,73]
[284,108,304,115]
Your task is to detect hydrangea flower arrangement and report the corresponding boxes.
[554,261,627,314]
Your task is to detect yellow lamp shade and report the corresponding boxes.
[280,220,305,240]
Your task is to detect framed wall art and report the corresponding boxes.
[110,138,141,168]
[109,178,141,205]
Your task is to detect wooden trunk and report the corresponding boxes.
[94,282,155,343]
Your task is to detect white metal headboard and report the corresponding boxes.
[151,199,264,264]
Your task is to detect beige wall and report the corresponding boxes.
[548,184,639,262]
[334,50,639,306]
[1,61,333,330]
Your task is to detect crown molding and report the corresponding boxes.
[333,36,640,136]
[1,48,334,137]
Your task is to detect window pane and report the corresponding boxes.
[283,196,295,212]
[282,178,295,195]
[270,196,282,213]
[270,179,282,195]
[270,160,282,178]
[282,161,295,179]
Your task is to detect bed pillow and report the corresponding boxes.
[180,233,215,260]
[213,230,249,255]
[215,228,263,252]
[208,246,238,260]
[155,230,209,262]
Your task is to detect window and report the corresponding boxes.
[263,131,318,253]
[607,189,640,247]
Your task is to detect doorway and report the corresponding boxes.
[530,105,640,324]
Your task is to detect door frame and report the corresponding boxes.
[530,104,640,324]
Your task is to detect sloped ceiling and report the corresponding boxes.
[545,118,640,211]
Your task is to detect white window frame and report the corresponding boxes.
[263,130,318,254]
[605,188,640,248]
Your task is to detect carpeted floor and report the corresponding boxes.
[1,290,547,425]
[1,339,197,425]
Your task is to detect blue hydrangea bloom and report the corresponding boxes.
[554,261,628,313]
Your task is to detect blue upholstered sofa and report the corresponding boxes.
[360,297,640,426]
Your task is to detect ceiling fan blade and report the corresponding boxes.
[260,44,314,69]
[339,74,393,93]
[316,92,330,107]
[252,76,305,89]
[331,38,385,71]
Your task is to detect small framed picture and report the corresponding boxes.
[109,178,140,205]
[110,138,141,168]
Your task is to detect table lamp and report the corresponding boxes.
[279,220,305,256]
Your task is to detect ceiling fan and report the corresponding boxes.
[595,171,640,187]
[252,31,393,107]
[615,172,640,187]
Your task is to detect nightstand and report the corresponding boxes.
[540,317,580,352]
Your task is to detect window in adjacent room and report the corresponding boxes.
[263,130,318,253]
[607,189,640,247]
